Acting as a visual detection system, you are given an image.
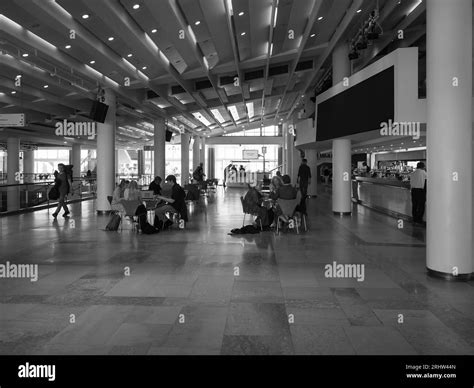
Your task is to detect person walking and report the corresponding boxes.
[410,162,427,225]
[297,158,312,203]
[52,163,72,219]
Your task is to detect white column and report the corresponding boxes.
[7,137,20,211]
[305,149,318,196]
[426,0,473,279]
[282,124,288,174]
[192,136,200,169]
[181,133,190,186]
[286,123,294,181]
[96,89,116,213]
[200,137,206,173]
[154,117,166,179]
[332,42,351,85]
[208,147,215,179]
[332,139,352,215]
[71,143,81,179]
[23,150,35,183]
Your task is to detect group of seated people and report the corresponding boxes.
[111,175,188,231]
[243,172,303,230]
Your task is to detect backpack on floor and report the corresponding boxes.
[106,214,121,231]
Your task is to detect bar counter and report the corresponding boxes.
[352,177,421,221]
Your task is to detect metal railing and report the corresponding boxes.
[0,177,96,214]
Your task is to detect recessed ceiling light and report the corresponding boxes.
[82,14,89,19]
[142,66,147,70]
[239,11,244,16]
[89,60,95,64]
[11,91,16,94]
[133,4,140,9]
[310,33,316,37]
[195,20,201,25]
[241,32,246,36]
[318,16,323,20]
[127,53,133,57]
[43,85,49,88]
[22,53,28,57]
[108,37,114,41]
[356,9,362,13]
[151,29,157,33]
[65,45,71,49]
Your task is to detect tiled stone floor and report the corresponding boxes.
[0,187,473,355]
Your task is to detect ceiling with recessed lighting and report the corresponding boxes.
[0,0,427,148]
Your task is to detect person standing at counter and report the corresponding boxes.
[410,162,427,225]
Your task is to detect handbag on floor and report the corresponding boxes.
[105,214,121,231]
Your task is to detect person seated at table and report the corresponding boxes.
[121,180,143,216]
[111,179,128,213]
[270,173,283,193]
[148,176,162,195]
[243,182,273,228]
[154,175,188,230]
[270,175,301,222]
[270,174,297,200]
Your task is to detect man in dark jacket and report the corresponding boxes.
[148,176,162,195]
[297,159,311,199]
[154,175,188,229]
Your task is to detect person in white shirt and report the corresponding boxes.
[410,162,427,224]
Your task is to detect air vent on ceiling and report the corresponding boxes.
[219,75,238,86]
[244,69,264,81]
[269,64,289,76]
[295,60,313,72]
[147,90,160,99]
[171,85,186,95]
[195,79,213,90]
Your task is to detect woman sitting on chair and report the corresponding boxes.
[121,180,143,216]
[243,182,273,228]
[154,175,188,230]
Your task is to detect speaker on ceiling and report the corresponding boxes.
[89,100,109,123]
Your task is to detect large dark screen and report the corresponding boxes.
[316,66,394,141]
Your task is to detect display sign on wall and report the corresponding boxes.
[0,113,25,127]
[242,150,259,160]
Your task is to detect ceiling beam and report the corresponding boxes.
[285,0,364,120]
[223,0,250,125]
[274,0,323,120]
[0,14,167,121]
[0,93,74,117]
[260,0,278,129]
[353,2,426,72]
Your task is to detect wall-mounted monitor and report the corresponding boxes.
[316,66,394,141]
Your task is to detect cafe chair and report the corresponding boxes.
[120,200,141,233]
[276,197,304,235]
